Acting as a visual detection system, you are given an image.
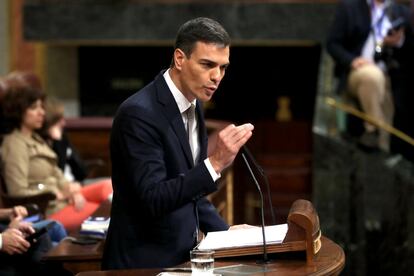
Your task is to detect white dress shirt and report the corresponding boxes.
[163,69,220,181]
[361,0,404,71]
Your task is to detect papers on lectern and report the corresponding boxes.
[198,224,288,251]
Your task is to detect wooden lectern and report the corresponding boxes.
[74,199,344,276]
[212,199,321,264]
[283,199,321,264]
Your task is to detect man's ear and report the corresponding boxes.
[173,48,186,70]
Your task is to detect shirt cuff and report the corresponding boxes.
[0,233,3,250]
[204,158,221,182]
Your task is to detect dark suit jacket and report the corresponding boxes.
[326,0,413,92]
[102,71,228,269]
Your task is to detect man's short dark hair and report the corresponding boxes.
[174,17,230,58]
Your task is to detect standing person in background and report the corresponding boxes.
[102,17,254,270]
[327,0,414,152]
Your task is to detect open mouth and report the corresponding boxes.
[205,86,217,94]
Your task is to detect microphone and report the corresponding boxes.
[241,146,270,264]
[242,146,276,225]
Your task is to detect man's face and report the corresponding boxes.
[175,41,230,102]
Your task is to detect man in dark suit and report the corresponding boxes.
[102,17,254,269]
[327,0,414,151]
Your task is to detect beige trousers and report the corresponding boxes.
[348,64,393,151]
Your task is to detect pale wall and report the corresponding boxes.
[0,0,10,75]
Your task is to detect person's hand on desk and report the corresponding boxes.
[228,224,258,230]
[1,228,31,255]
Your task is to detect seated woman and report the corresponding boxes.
[0,79,112,232]
[39,97,111,186]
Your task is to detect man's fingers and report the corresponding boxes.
[234,130,253,148]
[227,124,254,148]
[233,123,254,135]
[219,124,253,155]
[220,123,253,143]
[211,123,254,173]
[234,123,254,139]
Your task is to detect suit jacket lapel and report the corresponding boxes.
[154,71,194,167]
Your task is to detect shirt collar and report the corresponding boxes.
[369,0,389,10]
[163,69,196,114]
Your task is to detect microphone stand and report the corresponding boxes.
[241,152,271,264]
[242,146,276,225]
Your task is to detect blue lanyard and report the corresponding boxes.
[370,0,388,41]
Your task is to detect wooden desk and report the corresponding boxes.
[75,236,344,276]
[45,239,104,273]
[43,201,111,274]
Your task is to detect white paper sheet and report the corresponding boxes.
[198,224,288,250]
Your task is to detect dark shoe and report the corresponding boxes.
[358,130,380,152]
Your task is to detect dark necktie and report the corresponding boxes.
[186,104,196,163]
[186,104,200,244]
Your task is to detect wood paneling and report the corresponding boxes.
[65,117,113,177]
[237,120,313,225]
